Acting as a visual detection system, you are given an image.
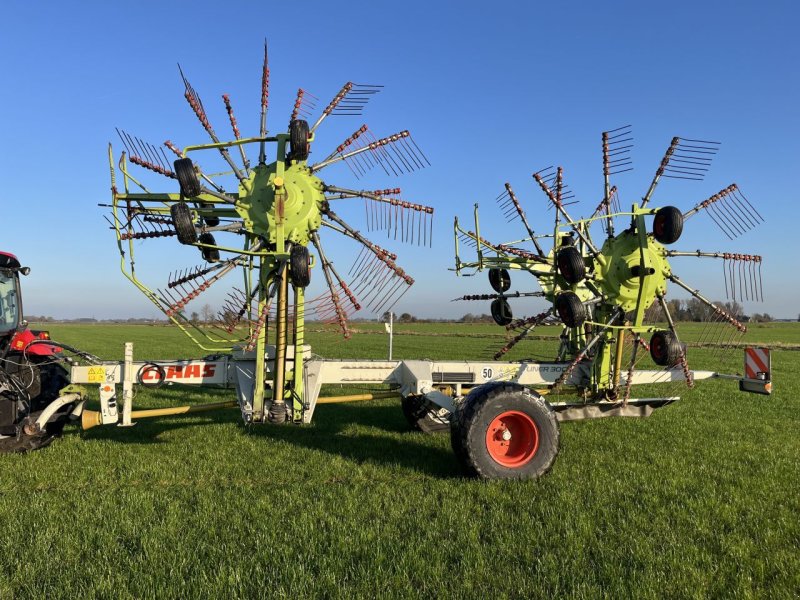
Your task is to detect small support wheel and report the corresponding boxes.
[490,297,513,326]
[401,395,449,434]
[174,158,202,198]
[450,382,559,479]
[555,292,586,328]
[289,119,310,161]
[289,245,311,288]
[653,206,683,244]
[650,330,683,367]
[199,202,219,227]
[198,232,220,262]
[557,246,586,284]
[171,202,197,245]
[488,268,511,293]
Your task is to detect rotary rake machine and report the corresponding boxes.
[444,125,771,478]
[96,43,434,427]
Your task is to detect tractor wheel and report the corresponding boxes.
[450,382,559,480]
[555,292,586,328]
[174,158,202,198]
[490,297,513,326]
[401,395,449,434]
[488,268,511,293]
[557,246,586,284]
[289,245,311,288]
[289,119,310,161]
[650,331,683,367]
[653,206,683,244]
[199,202,219,227]
[171,202,197,245]
[198,233,220,262]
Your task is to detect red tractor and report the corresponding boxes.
[0,252,76,452]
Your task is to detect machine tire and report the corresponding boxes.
[488,268,511,293]
[490,297,513,326]
[174,158,202,198]
[199,202,219,227]
[450,382,559,480]
[289,119,310,161]
[289,245,311,288]
[555,292,586,328]
[198,233,220,262]
[557,246,586,284]
[653,206,683,244]
[401,395,449,434]
[650,330,683,367]
[171,202,197,245]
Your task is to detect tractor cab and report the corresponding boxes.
[0,252,56,356]
[0,252,24,336]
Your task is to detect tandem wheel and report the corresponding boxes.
[450,382,559,480]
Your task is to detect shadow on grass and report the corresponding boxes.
[78,402,459,478]
[248,403,459,478]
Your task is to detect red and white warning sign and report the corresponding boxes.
[744,347,770,379]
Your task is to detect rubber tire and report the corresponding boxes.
[289,119,310,161]
[450,382,559,480]
[557,246,586,284]
[174,158,201,198]
[199,202,219,227]
[401,395,449,434]
[488,268,511,293]
[198,232,220,262]
[650,330,683,367]
[490,297,513,326]
[653,206,683,244]
[171,202,197,245]
[555,292,586,328]
[290,245,311,288]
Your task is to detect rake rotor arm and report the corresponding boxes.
[222,94,250,175]
[258,40,269,164]
[164,140,233,196]
[179,65,249,187]
[310,234,354,336]
[309,130,415,173]
[311,232,360,312]
[665,250,762,261]
[667,273,747,332]
[502,183,545,256]
[533,171,604,264]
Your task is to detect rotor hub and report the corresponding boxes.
[236,162,324,245]
[596,230,669,312]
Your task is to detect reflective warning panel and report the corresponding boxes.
[744,347,770,379]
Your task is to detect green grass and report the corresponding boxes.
[1,323,799,598]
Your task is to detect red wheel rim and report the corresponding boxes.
[485,410,539,467]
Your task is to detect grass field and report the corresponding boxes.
[1,322,798,598]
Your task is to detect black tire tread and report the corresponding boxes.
[450,382,559,480]
[171,202,197,245]
[174,158,202,198]
[557,246,586,284]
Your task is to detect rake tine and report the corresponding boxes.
[727,187,761,230]
[733,186,764,223]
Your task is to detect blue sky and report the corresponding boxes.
[0,0,797,319]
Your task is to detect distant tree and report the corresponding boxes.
[751,312,773,323]
[190,311,200,325]
[200,304,215,324]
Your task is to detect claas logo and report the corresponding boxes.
[139,364,217,381]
